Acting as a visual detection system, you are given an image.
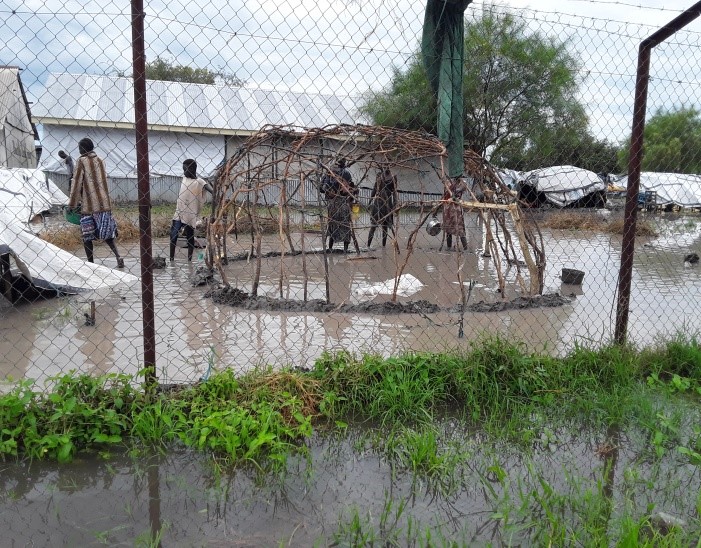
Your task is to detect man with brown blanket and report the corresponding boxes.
[68,137,124,268]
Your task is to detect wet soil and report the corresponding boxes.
[206,284,569,315]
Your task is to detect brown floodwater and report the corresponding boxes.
[1,419,699,546]
[1,211,700,386]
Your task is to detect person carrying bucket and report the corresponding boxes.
[68,137,124,268]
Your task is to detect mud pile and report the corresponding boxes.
[205,286,569,315]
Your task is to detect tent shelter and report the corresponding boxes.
[618,172,701,209]
[0,207,137,304]
[519,165,607,208]
[0,67,39,169]
[0,168,67,224]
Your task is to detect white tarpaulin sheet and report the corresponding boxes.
[522,165,606,208]
[353,273,424,298]
[0,208,138,294]
[620,172,701,208]
[0,168,68,223]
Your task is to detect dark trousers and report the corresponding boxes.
[170,220,195,261]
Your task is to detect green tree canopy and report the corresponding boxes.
[362,6,613,171]
[618,106,701,174]
[119,56,245,86]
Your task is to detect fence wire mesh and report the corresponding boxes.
[1,0,701,390]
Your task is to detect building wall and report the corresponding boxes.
[39,125,225,178]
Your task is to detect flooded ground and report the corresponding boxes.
[1,417,699,545]
[1,210,700,386]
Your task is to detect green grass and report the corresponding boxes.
[4,334,701,545]
[3,334,701,466]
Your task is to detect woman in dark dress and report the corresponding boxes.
[322,158,355,252]
[367,167,397,247]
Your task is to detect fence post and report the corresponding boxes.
[131,0,157,388]
[615,2,701,344]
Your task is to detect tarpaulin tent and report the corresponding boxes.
[519,165,607,208]
[0,207,138,302]
[0,67,38,169]
[0,168,68,223]
[422,0,472,178]
[619,172,701,208]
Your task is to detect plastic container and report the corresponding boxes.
[64,207,81,225]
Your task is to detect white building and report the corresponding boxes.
[32,72,368,202]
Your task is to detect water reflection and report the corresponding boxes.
[2,214,701,386]
[1,419,700,546]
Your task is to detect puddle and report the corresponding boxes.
[1,417,699,545]
[1,212,701,386]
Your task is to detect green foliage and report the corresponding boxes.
[618,107,701,173]
[4,334,701,466]
[118,56,245,86]
[361,5,616,171]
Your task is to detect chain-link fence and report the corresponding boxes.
[1,1,701,388]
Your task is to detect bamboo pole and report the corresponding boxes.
[509,204,540,296]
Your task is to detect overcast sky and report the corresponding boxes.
[3,0,701,145]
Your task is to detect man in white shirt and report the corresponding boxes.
[170,159,213,262]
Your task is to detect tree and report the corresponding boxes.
[118,56,245,86]
[618,107,701,174]
[361,6,598,169]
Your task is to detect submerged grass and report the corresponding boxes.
[3,334,701,466]
[537,210,659,237]
[4,335,701,544]
[40,203,286,250]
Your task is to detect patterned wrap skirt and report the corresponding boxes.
[80,211,118,242]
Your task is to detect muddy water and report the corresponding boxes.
[1,212,700,385]
[1,420,699,545]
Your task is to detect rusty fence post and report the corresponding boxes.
[131,0,157,388]
[615,2,701,344]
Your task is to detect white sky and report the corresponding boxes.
[3,0,701,144]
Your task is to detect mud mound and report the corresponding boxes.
[466,293,571,313]
[205,287,439,314]
[206,287,568,315]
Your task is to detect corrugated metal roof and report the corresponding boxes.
[32,73,367,131]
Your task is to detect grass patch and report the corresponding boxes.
[3,335,701,466]
[538,210,658,237]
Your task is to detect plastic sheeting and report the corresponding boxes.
[0,168,67,223]
[521,165,606,208]
[620,172,701,208]
[0,208,138,295]
[0,67,37,168]
[353,273,425,298]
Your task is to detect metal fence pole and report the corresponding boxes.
[131,0,157,386]
[615,2,701,344]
